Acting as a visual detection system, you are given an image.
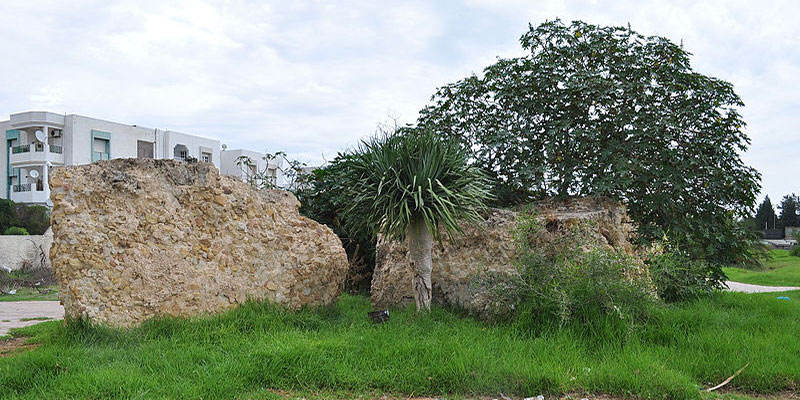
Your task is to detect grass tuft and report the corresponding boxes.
[1,293,798,399]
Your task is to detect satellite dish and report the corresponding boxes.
[29,169,39,179]
[222,144,228,150]
[34,130,46,142]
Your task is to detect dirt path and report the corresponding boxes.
[0,301,63,336]
[726,281,800,293]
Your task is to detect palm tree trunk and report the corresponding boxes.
[407,214,433,311]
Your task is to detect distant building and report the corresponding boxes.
[1,111,270,205]
[220,148,281,188]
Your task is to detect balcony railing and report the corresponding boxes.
[9,143,65,166]
[13,183,31,193]
[11,143,62,154]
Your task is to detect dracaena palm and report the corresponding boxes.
[344,128,492,311]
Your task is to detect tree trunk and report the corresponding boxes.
[407,215,433,311]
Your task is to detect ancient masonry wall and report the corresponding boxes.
[50,159,348,327]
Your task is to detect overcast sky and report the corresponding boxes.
[1,1,797,205]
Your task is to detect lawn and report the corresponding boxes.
[0,286,59,302]
[1,292,798,400]
[724,249,800,287]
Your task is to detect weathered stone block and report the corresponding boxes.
[50,159,348,328]
[370,197,643,315]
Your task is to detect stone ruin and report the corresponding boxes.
[370,197,647,316]
[49,159,348,328]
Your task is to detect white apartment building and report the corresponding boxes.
[1,111,273,205]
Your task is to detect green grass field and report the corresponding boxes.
[724,249,800,287]
[1,292,798,400]
[0,286,59,302]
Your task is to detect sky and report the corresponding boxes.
[0,0,797,205]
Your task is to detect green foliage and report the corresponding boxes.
[0,199,13,233]
[0,200,50,235]
[778,193,800,229]
[13,205,50,235]
[753,195,777,231]
[417,19,761,266]
[648,247,725,302]
[792,230,800,257]
[3,226,28,235]
[668,214,767,268]
[508,210,656,333]
[0,286,58,302]
[341,128,492,240]
[3,293,800,399]
[294,154,377,292]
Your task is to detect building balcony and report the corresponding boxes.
[10,183,49,204]
[9,143,64,167]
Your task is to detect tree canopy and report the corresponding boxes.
[778,194,799,228]
[754,196,777,231]
[418,19,761,265]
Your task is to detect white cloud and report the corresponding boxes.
[0,0,797,202]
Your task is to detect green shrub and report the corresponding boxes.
[0,199,13,233]
[295,154,378,293]
[4,226,29,235]
[648,248,725,302]
[0,199,50,235]
[508,210,656,334]
[13,204,50,235]
[792,232,800,257]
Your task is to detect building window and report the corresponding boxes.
[91,130,111,162]
[201,152,211,163]
[173,144,189,161]
[92,138,110,162]
[137,140,154,159]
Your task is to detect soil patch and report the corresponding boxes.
[0,336,38,357]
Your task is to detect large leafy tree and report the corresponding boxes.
[342,129,491,311]
[418,20,761,265]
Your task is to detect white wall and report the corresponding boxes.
[2,112,226,202]
[0,119,10,200]
[0,228,52,271]
[63,115,221,168]
[220,149,282,185]
[221,149,262,179]
[67,115,162,164]
[163,130,221,168]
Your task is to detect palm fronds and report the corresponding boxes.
[343,128,492,240]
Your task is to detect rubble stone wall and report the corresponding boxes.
[370,197,641,315]
[50,159,348,328]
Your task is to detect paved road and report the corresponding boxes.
[726,281,800,293]
[0,301,64,336]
